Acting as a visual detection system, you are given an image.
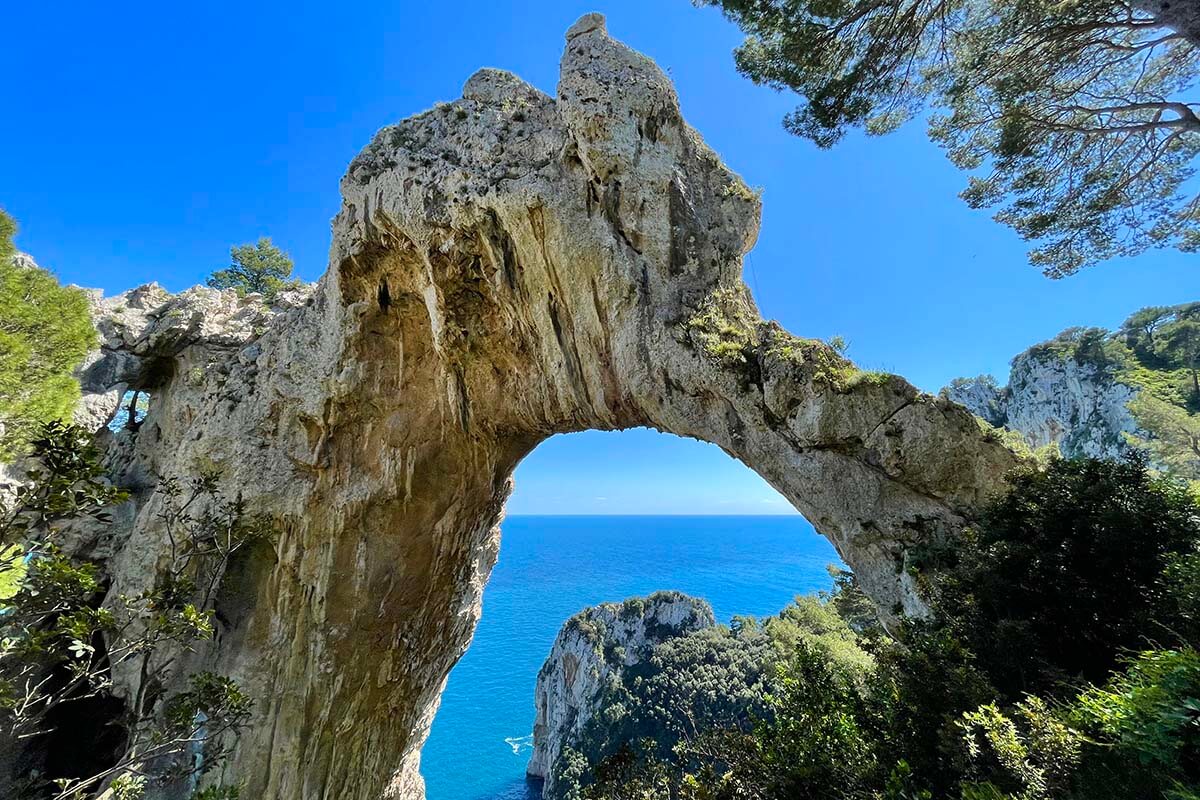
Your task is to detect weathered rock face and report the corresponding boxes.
[74,282,309,433]
[72,14,1021,799]
[527,592,714,796]
[945,350,1141,460]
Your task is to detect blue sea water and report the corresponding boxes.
[420,515,839,800]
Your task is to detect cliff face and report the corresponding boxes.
[945,351,1140,460]
[527,592,714,797]
[65,13,1021,799]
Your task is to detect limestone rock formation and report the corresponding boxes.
[74,283,307,433]
[527,592,714,796]
[66,13,1022,799]
[945,349,1141,460]
[11,251,40,271]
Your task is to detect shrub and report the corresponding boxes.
[0,210,96,458]
[1069,648,1200,797]
[932,455,1200,697]
[957,697,1081,800]
[0,423,265,798]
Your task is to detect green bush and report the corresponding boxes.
[746,645,878,799]
[958,697,1082,800]
[1070,648,1200,797]
[868,624,997,796]
[932,455,1200,698]
[0,210,96,459]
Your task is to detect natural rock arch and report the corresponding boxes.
[78,14,1019,800]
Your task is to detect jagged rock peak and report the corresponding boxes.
[74,281,314,432]
[566,12,606,40]
[11,251,40,271]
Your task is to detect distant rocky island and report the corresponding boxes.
[526,586,875,799]
[527,592,716,797]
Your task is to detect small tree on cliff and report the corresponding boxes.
[206,237,297,302]
[0,209,97,459]
[696,0,1200,277]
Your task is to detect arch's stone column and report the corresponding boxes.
[81,14,1020,800]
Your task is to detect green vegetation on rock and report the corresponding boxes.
[576,454,1200,800]
[0,209,97,459]
[1126,393,1200,485]
[1121,303,1200,404]
[554,594,874,799]
[1117,303,1200,483]
[0,423,264,798]
[1004,302,1200,483]
[683,286,759,368]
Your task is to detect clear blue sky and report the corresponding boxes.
[3,0,1195,514]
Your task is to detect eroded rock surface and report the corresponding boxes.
[73,14,1021,799]
[945,349,1141,460]
[74,283,310,433]
[527,592,714,796]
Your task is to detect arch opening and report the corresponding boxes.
[420,428,841,800]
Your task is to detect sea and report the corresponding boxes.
[420,514,839,800]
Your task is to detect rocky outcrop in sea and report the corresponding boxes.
[527,592,715,797]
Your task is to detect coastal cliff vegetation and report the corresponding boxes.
[0,424,262,799]
[1,5,1197,797]
[949,302,1200,485]
[557,455,1200,800]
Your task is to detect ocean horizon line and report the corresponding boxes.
[502,512,805,518]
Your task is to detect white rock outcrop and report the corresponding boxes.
[73,283,302,432]
[527,592,714,796]
[945,350,1141,460]
[53,14,1022,799]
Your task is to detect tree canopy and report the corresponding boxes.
[933,454,1200,696]
[698,0,1200,276]
[0,209,96,459]
[206,237,297,302]
[1127,393,1200,480]
[1120,301,1200,401]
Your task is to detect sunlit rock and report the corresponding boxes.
[71,13,1021,799]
